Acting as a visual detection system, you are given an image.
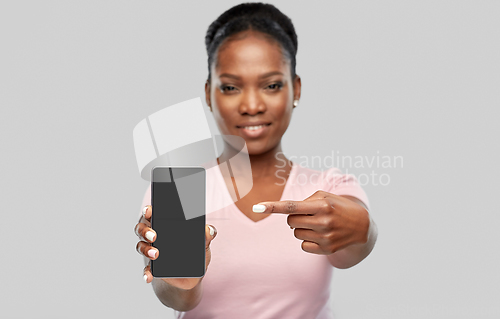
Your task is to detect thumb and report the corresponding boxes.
[205,224,217,248]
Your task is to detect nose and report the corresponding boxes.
[238,88,266,115]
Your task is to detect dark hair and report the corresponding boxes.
[205,2,298,83]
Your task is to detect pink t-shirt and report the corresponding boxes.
[140,163,369,319]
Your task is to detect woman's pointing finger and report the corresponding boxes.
[252,199,330,215]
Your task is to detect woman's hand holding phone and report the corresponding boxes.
[135,205,217,290]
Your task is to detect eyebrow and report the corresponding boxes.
[219,71,284,80]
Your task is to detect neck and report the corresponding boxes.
[219,142,292,179]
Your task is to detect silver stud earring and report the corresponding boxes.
[293,99,299,107]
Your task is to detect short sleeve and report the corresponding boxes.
[320,167,370,210]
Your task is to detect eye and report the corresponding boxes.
[220,85,238,93]
[266,82,283,91]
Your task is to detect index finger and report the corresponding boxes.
[252,200,327,215]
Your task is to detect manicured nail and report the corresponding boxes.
[145,231,155,242]
[208,225,215,236]
[148,249,157,258]
[142,206,148,217]
[143,274,148,283]
[253,204,267,213]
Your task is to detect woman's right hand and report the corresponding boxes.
[135,205,217,290]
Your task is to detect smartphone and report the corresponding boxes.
[151,166,206,278]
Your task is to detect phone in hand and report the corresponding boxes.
[151,166,206,278]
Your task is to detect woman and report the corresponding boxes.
[135,3,378,318]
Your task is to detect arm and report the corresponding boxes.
[149,262,204,311]
[151,280,203,312]
[136,208,217,311]
[140,240,204,311]
[327,196,378,269]
[255,191,378,269]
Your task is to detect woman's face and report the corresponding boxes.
[205,30,301,156]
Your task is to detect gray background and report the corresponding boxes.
[1,0,499,318]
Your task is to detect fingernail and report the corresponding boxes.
[142,206,148,217]
[145,231,155,242]
[148,249,157,258]
[208,225,215,237]
[253,204,266,213]
[143,274,148,283]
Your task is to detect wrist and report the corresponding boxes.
[354,206,371,245]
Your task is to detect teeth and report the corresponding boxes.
[243,125,266,130]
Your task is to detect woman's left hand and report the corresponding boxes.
[253,190,371,255]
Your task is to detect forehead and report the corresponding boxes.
[214,31,289,77]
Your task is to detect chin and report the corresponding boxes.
[245,141,273,156]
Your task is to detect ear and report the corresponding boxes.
[205,80,212,112]
[292,74,302,108]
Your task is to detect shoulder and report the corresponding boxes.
[291,164,343,187]
[292,164,370,209]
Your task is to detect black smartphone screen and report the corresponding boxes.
[151,167,206,278]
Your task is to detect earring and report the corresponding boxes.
[293,99,299,107]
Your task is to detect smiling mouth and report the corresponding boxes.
[236,123,272,130]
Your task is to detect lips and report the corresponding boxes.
[236,121,272,128]
[238,124,268,130]
[236,122,271,139]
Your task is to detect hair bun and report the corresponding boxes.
[205,3,298,82]
[205,2,297,55]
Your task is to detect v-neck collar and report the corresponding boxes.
[215,161,296,225]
